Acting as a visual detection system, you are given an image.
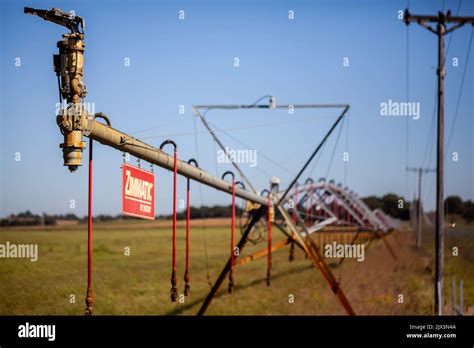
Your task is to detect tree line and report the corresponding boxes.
[0,205,243,227]
[2,195,472,227]
[362,194,474,223]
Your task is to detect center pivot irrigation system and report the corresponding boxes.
[25,7,400,316]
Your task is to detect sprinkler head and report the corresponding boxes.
[269,96,276,109]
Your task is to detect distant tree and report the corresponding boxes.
[362,196,384,211]
[63,213,79,220]
[362,193,410,220]
[42,213,56,225]
[16,210,37,218]
[462,200,474,223]
[444,196,464,215]
[381,194,400,217]
[93,214,115,222]
[175,204,243,219]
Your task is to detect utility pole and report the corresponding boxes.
[404,9,474,315]
[406,167,435,248]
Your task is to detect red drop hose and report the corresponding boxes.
[160,140,179,302]
[267,193,272,286]
[85,138,93,315]
[184,178,191,296]
[171,148,178,301]
[229,179,235,293]
[184,158,197,296]
[290,183,297,261]
[221,171,236,293]
[84,114,111,315]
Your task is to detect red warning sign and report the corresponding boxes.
[122,163,155,220]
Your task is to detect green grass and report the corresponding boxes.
[0,223,333,315]
[420,221,474,312]
[1,221,472,315]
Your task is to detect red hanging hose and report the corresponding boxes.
[229,178,235,293]
[221,171,236,294]
[171,148,178,301]
[184,159,198,296]
[85,138,93,315]
[184,178,191,296]
[84,113,110,315]
[290,183,297,261]
[267,193,272,286]
[160,140,178,302]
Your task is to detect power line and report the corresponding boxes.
[422,0,463,166]
[421,0,463,198]
[406,167,436,248]
[446,27,473,150]
[404,6,474,316]
[421,92,437,178]
[406,11,411,197]
[424,1,468,202]
[443,26,473,245]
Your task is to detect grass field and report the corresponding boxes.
[0,219,471,315]
[419,218,474,314]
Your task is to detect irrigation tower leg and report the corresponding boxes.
[197,207,266,316]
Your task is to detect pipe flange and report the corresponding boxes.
[82,113,94,136]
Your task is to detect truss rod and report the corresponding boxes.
[82,118,268,206]
[192,106,258,193]
[278,106,349,205]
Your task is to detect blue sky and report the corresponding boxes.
[0,0,472,217]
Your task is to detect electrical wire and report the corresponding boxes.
[446,27,473,151]
[406,11,411,197]
[423,0,465,202]
[422,0,462,170]
[444,25,473,234]
[422,92,437,170]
